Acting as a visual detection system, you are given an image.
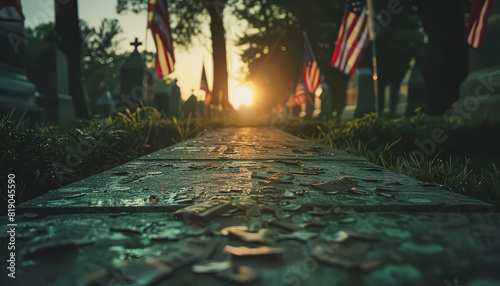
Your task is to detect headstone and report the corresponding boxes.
[304,92,315,117]
[184,93,198,117]
[196,100,205,118]
[167,79,182,117]
[457,4,500,122]
[382,84,399,114]
[341,68,375,120]
[0,19,44,124]
[120,38,145,112]
[396,58,428,115]
[153,77,170,114]
[319,82,333,116]
[34,35,75,125]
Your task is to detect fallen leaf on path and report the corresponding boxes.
[320,230,349,243]
[192,260,232,274]
[340,217,357,224]
[311,177,358,193]
[275,160,302,165]
[174,200,234,224]
[228,228,274,244]
[279,230,318,241]
[221,226,249,236]
[282,203,301,211]
[223,245,284,256]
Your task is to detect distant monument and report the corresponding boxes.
[0,13,44,124]
[457,4,500,121]
[119,38,145,112]
[184,90,198,117]
[382,84,398,114]
[167,79,182,117]
[395,58,428,115]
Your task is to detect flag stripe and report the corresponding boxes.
[467,0,493,50]
[303,34,320,93]
[331,0,371,75]
[148,0,175,78]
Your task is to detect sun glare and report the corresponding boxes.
[230,82,254,110]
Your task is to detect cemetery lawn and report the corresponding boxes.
[0,107,203,206]
[282,112,500,205]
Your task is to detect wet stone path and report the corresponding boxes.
[2,127,500,286]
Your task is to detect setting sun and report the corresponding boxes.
[229,81,255,110]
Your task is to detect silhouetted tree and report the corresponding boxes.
[415,0,470,114]
[80,19,124,108]
[26,19,125,109]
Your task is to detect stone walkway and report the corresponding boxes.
[2,127,500,286]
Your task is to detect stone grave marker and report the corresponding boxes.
[382,84,398,114]
[319,81,333,116]
[396,58,428,115]
[0,19,44,124]
[35,35,75,125]
[184,92,198,117]
[341,68,376,120]
[120,38,145,112]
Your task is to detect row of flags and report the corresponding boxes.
[0,0,493,100]
[290,0,494,107]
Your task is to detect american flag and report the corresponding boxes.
[200,64,209,93]
[200,64,212,105]
[0,0,25,22]
[148,0,175,78]
[295,83,306,106]
[303,34,320,93]
[467,0,493,50]
[331,0,370,75]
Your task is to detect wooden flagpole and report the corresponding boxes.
[366,0,379,113]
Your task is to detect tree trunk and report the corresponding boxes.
[55,0,89,118]
[417,0,469,115]
[207,1,230,111]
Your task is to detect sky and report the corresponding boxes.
[21,0,253,108]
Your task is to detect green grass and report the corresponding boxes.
[0,106,204,206]
[283,112,500,205]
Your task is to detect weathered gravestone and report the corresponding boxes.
[457,4,500,122]
[153,77,170,114]
[396,58,428,115]
[382,84,398,114]
[34,36,75,125]
[304,92,315,117]
[341,68,376,120]
[0,18,44,124]
[184,93,198,117]
[196,99,205,118]
[119,38,145,112]
[167,79,182,117]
